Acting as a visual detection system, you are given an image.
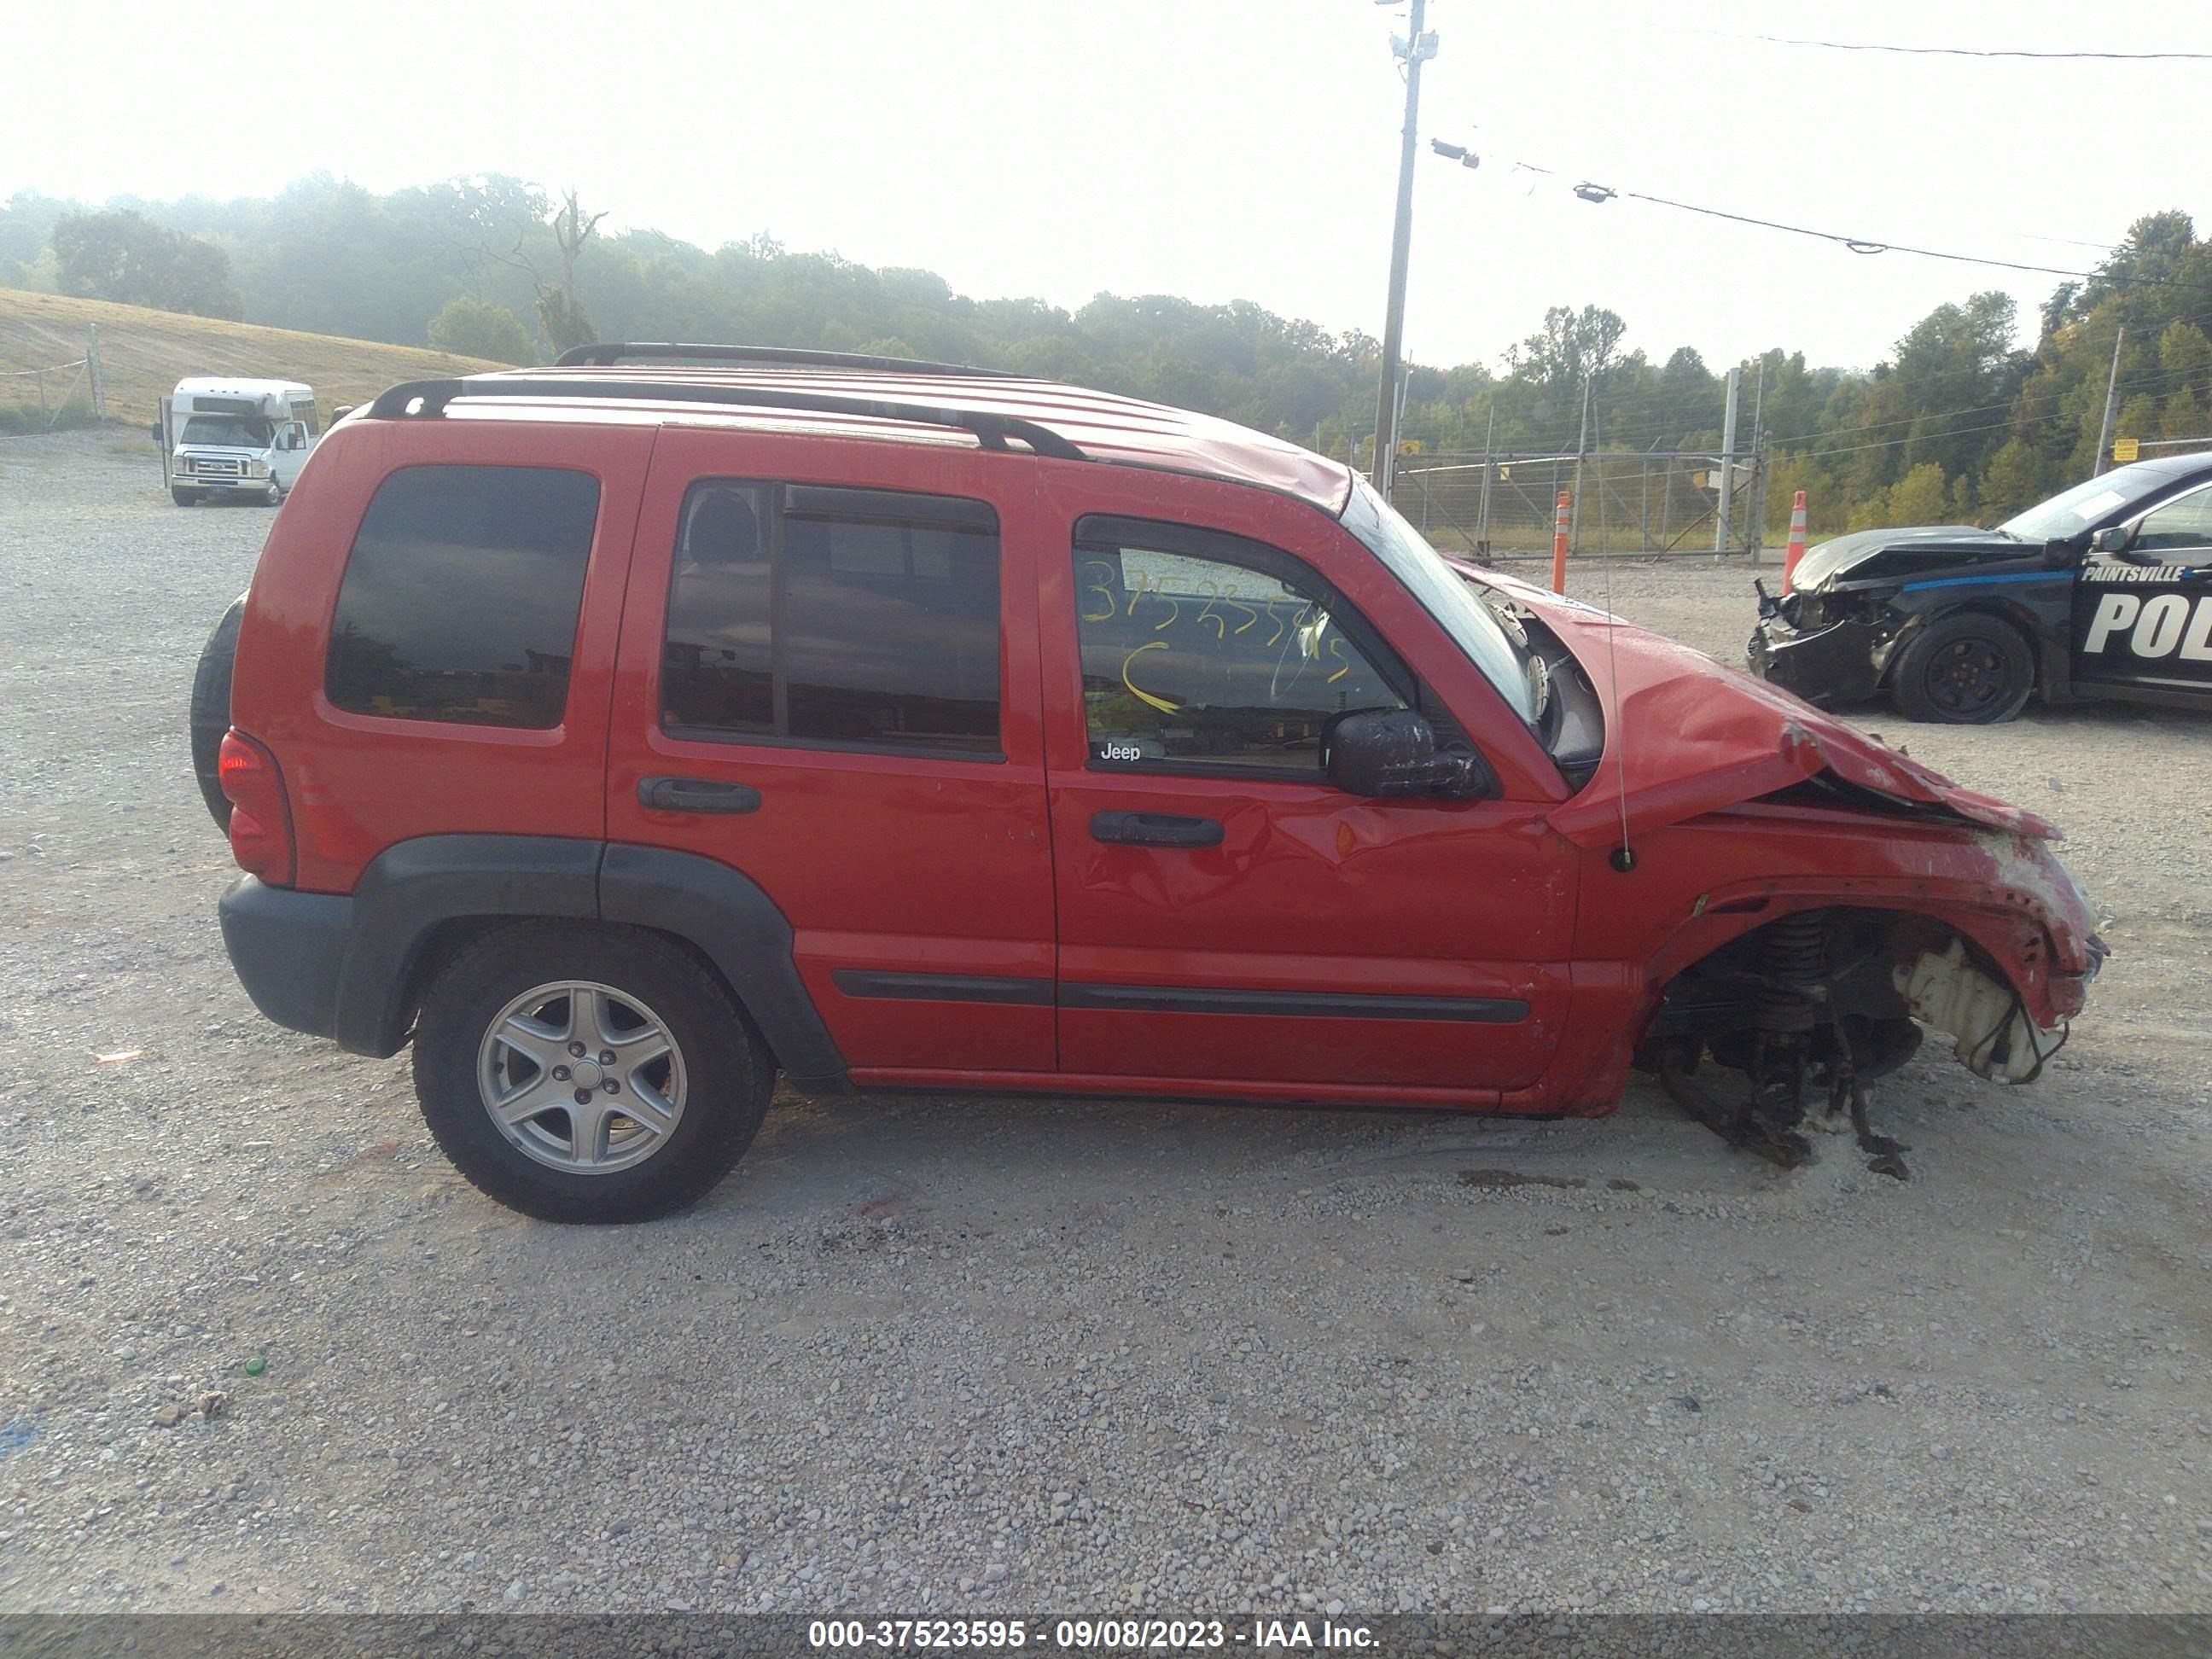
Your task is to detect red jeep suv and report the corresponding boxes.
[201,345,2102,1222]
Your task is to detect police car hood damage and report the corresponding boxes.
[1786,525,2031,594]
[1469,565,2059,848]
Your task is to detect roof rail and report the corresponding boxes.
[364,376,1086,461]
[552,342,1016,378]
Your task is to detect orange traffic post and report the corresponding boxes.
[1551,491,1571,594]
[1781,489,1808,592]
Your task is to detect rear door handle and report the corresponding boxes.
[638,776,762,815]
[1090,810,1223,848]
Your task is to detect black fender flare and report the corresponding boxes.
[335,835,601,1056]
[323,835,848,1091]
[598,842,847,1092]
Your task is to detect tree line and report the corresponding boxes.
[3,174,2207,535]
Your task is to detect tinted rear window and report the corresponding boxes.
[325,465,601,729]
[661,480,1001,755]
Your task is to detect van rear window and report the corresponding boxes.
[325,465,601,729]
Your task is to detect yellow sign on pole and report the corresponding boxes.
[1398,439,1423,456]
[2112,437,2139,463]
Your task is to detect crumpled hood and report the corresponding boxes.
[1465,564,2059,848]
[1790,523,2027,592]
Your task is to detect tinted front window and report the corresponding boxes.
[2132,483,2212,551]
[325,465,600,729]
[661,481,1001,754]
[1073,524,1405,774]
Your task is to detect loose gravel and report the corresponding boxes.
[2,430,2209,1617]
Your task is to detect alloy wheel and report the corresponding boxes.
[474,981,687,1174]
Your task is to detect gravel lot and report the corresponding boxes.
[2,428,2209,1620]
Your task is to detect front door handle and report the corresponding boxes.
[1090,810,1223,848]
[638,776,762,815]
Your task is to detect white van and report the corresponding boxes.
[156,377,318,507]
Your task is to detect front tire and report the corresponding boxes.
[260,478,282,507]
[1889,613,2034,725]
[411,923,774,1223]
[171,486,202,506]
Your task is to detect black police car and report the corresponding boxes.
[1749,452,2212,723]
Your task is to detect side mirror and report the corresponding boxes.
[2089,526,2132,555]
[1323,707,1497,800]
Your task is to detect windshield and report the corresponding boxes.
[179,415,272,448]
[1998,461,2180,542]
[1342,477,1537,724]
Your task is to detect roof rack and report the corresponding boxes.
[552,342,1016,378]
[364,376,1087,460]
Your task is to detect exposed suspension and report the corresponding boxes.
[1656,909,1911,1179]
[1749,910,1829,1132]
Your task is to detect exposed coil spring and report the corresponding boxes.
[1756,911,1828,1034]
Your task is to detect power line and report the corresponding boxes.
[1568,357,2204,462]
[1764,362,2201,451]
[1796,375,2203,461]
[1435,147,2212,300]
[1802,412,2058,462]
[1578,357,2192,454]
[1609,189,2100,279]
[1743,34,2212,63]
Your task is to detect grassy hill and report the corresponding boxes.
[0,290,501,430]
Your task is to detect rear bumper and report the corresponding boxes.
[218,876,351,1043]
[1746,614,1885,706]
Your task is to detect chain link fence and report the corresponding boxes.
[1388,449,1770,564]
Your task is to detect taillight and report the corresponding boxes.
[218,730,296,887]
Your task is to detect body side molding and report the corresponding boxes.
[1057,983,1529,1022]
[832,969,1055,1006]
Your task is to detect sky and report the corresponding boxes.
[4,0,2209,375]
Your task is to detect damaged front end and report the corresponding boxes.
[1747,581,1904,707]
[1511,568,2103,1175]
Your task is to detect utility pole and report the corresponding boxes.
[1476,405,1496,556]
[1714,365,1741,555]
[1371,0,1435,494]
[2093,324,2126,475]
[1747,358,1767,563]
[1569,374,1591,551]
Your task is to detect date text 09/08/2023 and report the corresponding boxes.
[808,1617,1380,1650]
